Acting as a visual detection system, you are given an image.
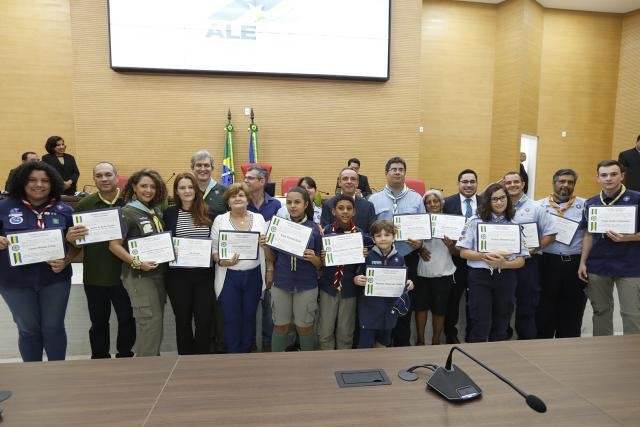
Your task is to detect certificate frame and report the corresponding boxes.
[218,230,260,261]
[520,222,540,249]
[128,231,176,264]
[551,214,580,246]
[72,206,124,246]
[6,228,66,267]
[322,232,365,267]
[364,265,408,298]
[588,205,638,234]
[265,216,313,259]
[170,236,213,268]
[430,213,467,240]
[393,213,432,241]
[476,222,521,254]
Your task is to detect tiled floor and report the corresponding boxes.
[0,264,623,362]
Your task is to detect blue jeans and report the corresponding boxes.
[0,280,71,362]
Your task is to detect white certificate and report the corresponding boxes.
[588,206,637,234]
[218,230,260,260]
[364,266,407,298]
[322,232,365,267]
[477,223,521,254]
[552,214,580,245]
[520,222,540,249]
[393,213,432,240]
[265,217,312,258]
[430,213,466,240]
[7,229,66,267]
[170,237,212,268]
[73,207,123,245]
[128,232,175,264]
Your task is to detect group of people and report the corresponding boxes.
[1,136,640,362]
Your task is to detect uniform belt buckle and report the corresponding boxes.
[560,255,572,262]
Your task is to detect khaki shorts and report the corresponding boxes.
[271,285,318,327]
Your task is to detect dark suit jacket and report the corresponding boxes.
[443,193,477,269]
[618,148,640,191]
[358,174,372,198]
[42,153,80,195]
[320,195,376,233]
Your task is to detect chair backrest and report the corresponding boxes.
[405,178,426,196]
[281,176,300,195]
[240,162,273,177]
[116,175,128,189]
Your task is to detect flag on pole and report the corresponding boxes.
[221,111,235,186]
[248,109,259,163]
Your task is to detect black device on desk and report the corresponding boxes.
[0,390,12,419]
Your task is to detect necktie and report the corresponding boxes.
[464,198,472,219]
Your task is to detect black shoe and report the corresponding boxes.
[446,335,460,344]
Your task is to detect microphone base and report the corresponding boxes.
[427,364,482,402]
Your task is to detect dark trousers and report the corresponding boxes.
[392,252,418,347]
[514,256,541,339]
[166,269,215,355]
[467,268,516,342]
[536,253,587,338]
[444,256,468,341]
[84,283,135,359]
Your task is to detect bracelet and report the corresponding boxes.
[130,258,142,270]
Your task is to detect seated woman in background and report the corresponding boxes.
[41,136,80,196]
[277,176,322,225]
[163,172,215,355]
[109,169,168,357]
[0,161,79,362]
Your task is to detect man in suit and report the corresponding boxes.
[347,158,373,198]
[443,169,479,344]
[4,151,39,192]
[618,134,640,191]
[321,167,376,233]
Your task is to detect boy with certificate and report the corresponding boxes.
[353,220,413,348]
[318,195,369,350]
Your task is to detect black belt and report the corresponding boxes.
[545,253,578,262]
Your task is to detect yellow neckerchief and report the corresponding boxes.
[599,185,626,206]
[98,188,120,206]
[547,194,576,217]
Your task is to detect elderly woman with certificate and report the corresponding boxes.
[456,184,529,343]
[0,161,79,362]
[211,182,271,354]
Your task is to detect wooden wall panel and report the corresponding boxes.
[536,10,622,197]
[612,11,640,158]
[0,0,74,186]
[420,0,496,195]
[69,0,422,194]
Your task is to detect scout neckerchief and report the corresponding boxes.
[547,194,576,217]
[127,200,163,232]
[599,185,626,206]
[98,188,121,206]
[331,220,357,292]
[202,178,218,200]
[290,215,308,271]
[383,185,410,215]
[22,199,56,229]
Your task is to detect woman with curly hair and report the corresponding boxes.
[108,169,168,356]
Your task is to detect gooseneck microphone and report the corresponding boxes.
[164,171,177,184]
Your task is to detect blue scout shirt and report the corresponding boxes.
[0,198,74,288]
[248,192,281,221]
[272,218,322,293]
[319,223,364,298]
[456,214,530,270]
[512,195,557,247]
[356,245,410,331]
[581,187,640,277]
[537,196,586,255]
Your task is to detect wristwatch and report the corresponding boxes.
[130,258,142,270]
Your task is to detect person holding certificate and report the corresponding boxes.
[0,161,79,362]
[456,184,529,343]
[270,187,322,352]
[535,169,587,339]
[415,190,456,346]
[108,169,169,357]
[578,160,640,336]
[65,162,135,359]
[353,220,413,348]
[163,172,215,355]
[318,195,367,350]
[211,182,270,354]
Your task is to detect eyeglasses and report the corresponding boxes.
[388,168,405,173]
[459,180,477,185]
[490,195,507,203]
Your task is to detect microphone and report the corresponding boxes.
[164,172,177,183]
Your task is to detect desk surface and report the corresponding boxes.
[1,336,638,426]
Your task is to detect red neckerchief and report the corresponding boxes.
[332,220,357,291]
[22,199,56,229]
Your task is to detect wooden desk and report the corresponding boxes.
[1,336,638,426]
